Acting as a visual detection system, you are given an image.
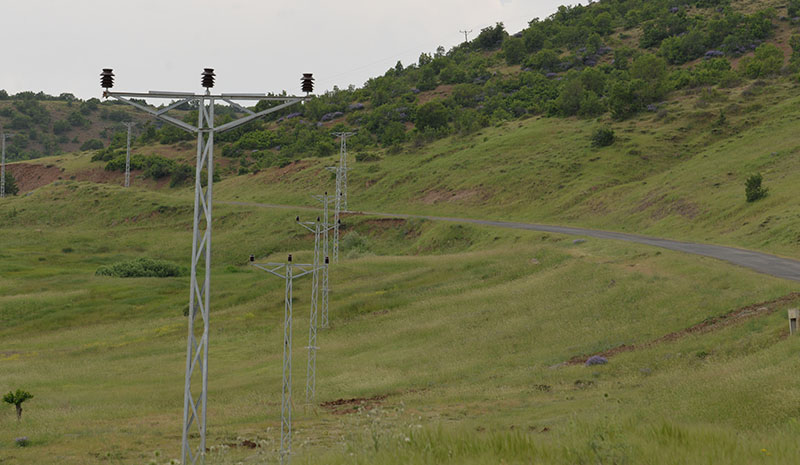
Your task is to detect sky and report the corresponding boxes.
[2,0,568,100]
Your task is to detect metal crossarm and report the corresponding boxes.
[101,68,310,465]
[250,257,313,464]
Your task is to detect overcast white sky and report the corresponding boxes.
[2,0,568,100]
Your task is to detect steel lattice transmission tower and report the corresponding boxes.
[0,132,13,198]
[327,132,354,263]
[122,122,135,187]
[295,216,331,401]
[250,254,314,464]
[312,193,336,328]
[100,68,313,465]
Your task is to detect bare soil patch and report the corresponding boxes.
[6,163,62,192]
[320,394,388,415]
[419,188,489,205]
[566,292,800,365]
[417,85,455,105]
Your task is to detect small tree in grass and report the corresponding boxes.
[745,173,768,202]
[591,127,615,147]
[2,171,19,196]
[3,389,33,421]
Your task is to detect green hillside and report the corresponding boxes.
[3,0,800,463]
[1,183,799,464]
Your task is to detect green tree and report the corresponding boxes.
[2,171,20,196]
[3,389,33,421]
[745,173,768,202]
[527,49,561,72]
[630,54,669,103]
[740,44,784,78]
[502,36,526,65]
[415,101,450,131]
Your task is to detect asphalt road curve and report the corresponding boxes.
[222,201,800,282]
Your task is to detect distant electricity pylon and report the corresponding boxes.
[250,254,314,465]
[312,193,337,328]
[328,132,355,263]
[460,29,473,43]
[295,216,331,402]
[0,132,12,198]
[122,122,135,188]
[100,68,313,465]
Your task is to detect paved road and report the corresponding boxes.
[222,201,800,282]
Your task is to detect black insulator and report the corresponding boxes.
[301,73,314,93]
[296,216,300,222]
[249,254,255,262]
[317,217,320,222]
[288,254,293,262]
[201,68,216,89]
[337,219,341,224]
[101,68,115,89]
[324,191,328,195]
[325,257,329,264]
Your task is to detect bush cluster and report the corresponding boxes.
[95,258,188,278]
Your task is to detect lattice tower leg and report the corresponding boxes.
[1,135,6,199]
[333,190,341,263]
[321,195,330,328]
[124,124,132,188]
[181,96,214,465]
[340,137,348,211]
[280,263,293,463]
[306,224,321,402]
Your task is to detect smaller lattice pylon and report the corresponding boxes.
[250,254,314,464]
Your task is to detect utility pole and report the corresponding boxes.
[460,29,473,43]
[0,132,12,198]
[100,68,312,465]
[312,193,337,328]
[122,122,134,187]
[250,254,314,465]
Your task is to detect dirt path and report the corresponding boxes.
[220,201,800,282]
[565,292,800,365]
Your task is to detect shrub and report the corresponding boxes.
[170,163,193,187]
[96,258,187,278]
[143,156,176,179]
[15,437,29,447]
[52,120,71,135]
[740,44,784,78]
[342,231,370,258]
[2,171,19,196]
[591,127,615,147]
[415,101,450,131]
[745,173,768,202]
[80,139,104,151]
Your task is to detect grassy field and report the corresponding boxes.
[1,182,800,464]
